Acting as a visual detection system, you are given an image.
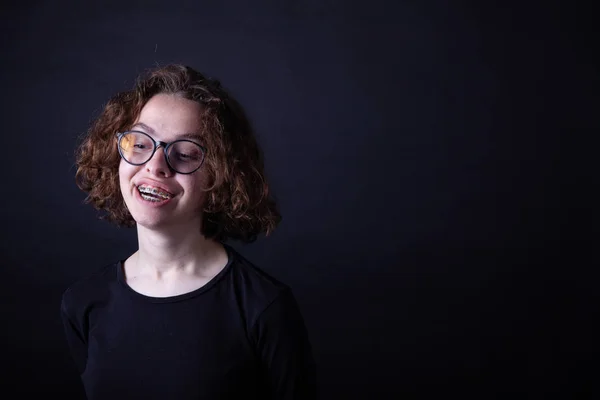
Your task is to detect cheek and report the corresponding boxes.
[118,160,135,192]
[118,161,126,184]
[184,175,209,206]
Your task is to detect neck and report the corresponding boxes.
[132,222,224,279]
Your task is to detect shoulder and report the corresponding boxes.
[226,245,289,294]
[61,262,119,314]
[225,248,312,359]
[224,244,295,320]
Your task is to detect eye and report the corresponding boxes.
[175,151,201,161]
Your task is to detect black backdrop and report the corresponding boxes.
[1,0,595,398]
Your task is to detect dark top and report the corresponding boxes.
[60,244,317,399]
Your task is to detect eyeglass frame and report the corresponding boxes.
[115,130,207,175]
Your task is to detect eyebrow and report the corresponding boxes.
[131,123,203,141]
[131,122,155,134]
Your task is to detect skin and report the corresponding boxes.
[119,93,228,298]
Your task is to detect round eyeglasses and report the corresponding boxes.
[116,131,207,174]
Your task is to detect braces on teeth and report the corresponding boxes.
[138,186,172,201]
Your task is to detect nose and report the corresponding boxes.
[145,147,171,177]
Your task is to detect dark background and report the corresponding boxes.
[1,0,595,398]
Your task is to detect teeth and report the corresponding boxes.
[140,193,162,202]
[137,185,172,200]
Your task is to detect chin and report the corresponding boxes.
[133,212,202,232]
[131,215,170,230]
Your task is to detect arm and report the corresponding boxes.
[60,292,88,375]
[251,288,318,399]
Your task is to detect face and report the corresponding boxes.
[118,93,208,230]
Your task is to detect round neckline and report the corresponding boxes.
[116,243,235,304]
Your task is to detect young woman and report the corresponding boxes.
[60,64,316,399]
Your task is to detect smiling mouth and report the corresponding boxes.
[137,185,173,202]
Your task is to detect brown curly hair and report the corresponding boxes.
[75,64,281,243]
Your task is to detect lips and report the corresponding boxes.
[136,184,174,202]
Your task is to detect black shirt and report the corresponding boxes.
[60,244,317,399]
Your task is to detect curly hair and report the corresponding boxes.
[75,64,281,243]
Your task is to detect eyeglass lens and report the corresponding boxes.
[118,131,204,174]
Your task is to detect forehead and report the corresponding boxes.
[134,94,203,140]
